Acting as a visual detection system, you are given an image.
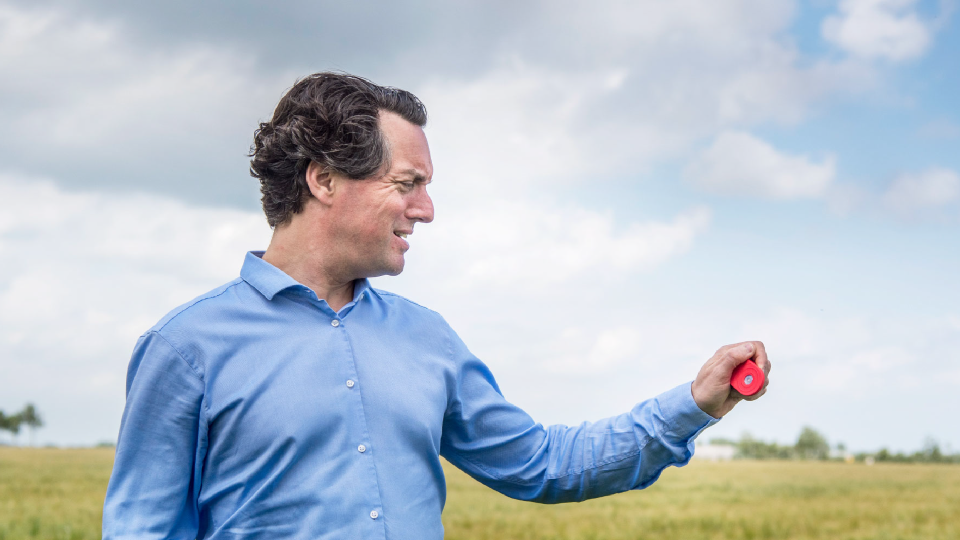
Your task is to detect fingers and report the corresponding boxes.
[713,342,741,357]
[721,340,771,373]
[722,342,755,369]
[751,340,771,375]
[743,375,771,401]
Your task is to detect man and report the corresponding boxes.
[103,72,770,540]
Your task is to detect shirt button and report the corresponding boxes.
[331,319,340,327]
[358,444,366,453]
[370,510,379,519]
[345,380,355,388]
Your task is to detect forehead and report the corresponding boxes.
[379,111,433,180]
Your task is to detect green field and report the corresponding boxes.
[1,447,958,539]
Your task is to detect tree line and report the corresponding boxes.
[0,404,43,446]
[710,426,960,464]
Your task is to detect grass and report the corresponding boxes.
[1,447,958,539]
[0,447,112,540]
[442,459,960,540]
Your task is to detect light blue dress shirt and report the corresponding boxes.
[103,251,718,540]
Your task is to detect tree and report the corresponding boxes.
[0,412,23,446]
[795,426,830,460]
[736,432,794,460]
[920,437,943,463]
[0,411,14,444]
[21,404,43,447]
[0,405,42,446]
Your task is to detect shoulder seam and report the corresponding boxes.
[375,289,441,316]
[148,330,204,383]
[156,279,244,333]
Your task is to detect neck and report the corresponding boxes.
[262,213,356,312]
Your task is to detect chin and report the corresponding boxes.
[373,258,405,277]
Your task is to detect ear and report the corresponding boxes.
[304,160,336,205]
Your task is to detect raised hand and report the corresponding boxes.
[691,341,771,418]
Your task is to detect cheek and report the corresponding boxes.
[353,216,391,246]
[336,192,402,246]
[338,203,381,239]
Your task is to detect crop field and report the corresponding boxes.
[1,447,958,539]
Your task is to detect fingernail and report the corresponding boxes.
[742,343,754,353]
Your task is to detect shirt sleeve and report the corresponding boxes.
[439,329,718,504]
[102,331,207,540]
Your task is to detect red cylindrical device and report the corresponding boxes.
[730,360,764,396]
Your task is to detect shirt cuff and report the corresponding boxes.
[657,381,720,442]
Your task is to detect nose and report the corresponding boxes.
[408,185,434,224]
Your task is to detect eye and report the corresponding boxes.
[397,181,415,192]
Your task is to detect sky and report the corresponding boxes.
[0,0,957,453]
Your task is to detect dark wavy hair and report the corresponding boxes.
[249,72,428,228]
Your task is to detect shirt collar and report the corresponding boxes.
[351,276,379,303]
[240,251,380,303]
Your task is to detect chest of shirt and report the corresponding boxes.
[191,302,455,464]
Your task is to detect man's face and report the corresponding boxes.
[330,111,434,279]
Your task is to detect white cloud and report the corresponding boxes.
[544,326,646,374]
[736,308,960,393]
[949,315,960,331]
[419,63,629,187]
[0,3,292,201]
[421,58,865,194]
[684,131,836,199]
[0,175,272,444]
[399,0,877,194]
[882,167,960,216]
[411,199,711,290]
[722,308,960,450]
[822,0,933,61]
[0,0,879,204]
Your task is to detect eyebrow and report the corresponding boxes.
[395,169,431,183]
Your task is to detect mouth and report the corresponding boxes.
[394,231,411,239]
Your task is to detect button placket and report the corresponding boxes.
[333,315,384,532]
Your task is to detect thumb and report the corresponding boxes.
[724,342,755,368]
